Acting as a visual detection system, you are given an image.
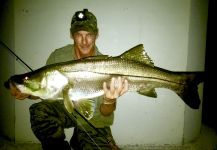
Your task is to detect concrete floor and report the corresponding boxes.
[0,124,217,150]
[182,125,217,150]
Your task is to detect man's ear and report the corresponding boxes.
[95,31,99,39]
[70,34,75,40]
[70,29,74,39]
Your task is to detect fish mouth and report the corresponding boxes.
[4,79,11,89]
[4,75,24,89]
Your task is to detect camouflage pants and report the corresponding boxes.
[29,100,119,150]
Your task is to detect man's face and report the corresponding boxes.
[72,31,98,57]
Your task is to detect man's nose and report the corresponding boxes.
[81,35,87,45]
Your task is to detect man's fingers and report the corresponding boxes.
[110,78,115,93]
[103,77,129,99]
[9,82,29,100]
[120,79,128,96]
[103,82,107,91]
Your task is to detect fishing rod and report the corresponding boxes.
[74,109,117,149]
[1,40,116,149]
[0,40,33,71]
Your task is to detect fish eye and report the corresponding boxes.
[24,76,29,80]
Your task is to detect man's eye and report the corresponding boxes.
[74,33,81,37]
[87,33,95,38]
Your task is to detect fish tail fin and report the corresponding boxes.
[176,72,204,109]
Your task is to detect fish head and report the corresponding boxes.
[4,69,68,99]
[5,70,45,95]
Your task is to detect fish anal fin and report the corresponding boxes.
[138,88,157,98]
[119,44,154,67]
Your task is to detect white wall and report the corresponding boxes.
[1,0,207,146]
[184,0,208,143]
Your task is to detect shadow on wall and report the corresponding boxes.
[202,0,217,133]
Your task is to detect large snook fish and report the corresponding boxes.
[4,44,204,116]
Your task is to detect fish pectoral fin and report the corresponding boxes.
[138,88,157,98]
[63,85,74,113]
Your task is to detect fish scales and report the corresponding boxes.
[57,58,187,85]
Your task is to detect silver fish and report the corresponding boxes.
[4,44,204,119]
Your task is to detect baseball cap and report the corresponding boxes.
[70,9,98,35]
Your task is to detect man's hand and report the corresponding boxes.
[100,77,128,116]
[9,82,29,100]
[9,83,39,100]
[103,77,128,100]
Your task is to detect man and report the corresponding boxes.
[9,9,128,150]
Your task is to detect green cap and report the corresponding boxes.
[70,9,98,35]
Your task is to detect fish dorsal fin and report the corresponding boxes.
[119,44,154,67]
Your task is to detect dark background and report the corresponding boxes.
[202,0,217,132]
